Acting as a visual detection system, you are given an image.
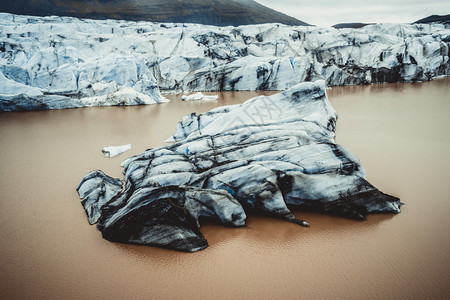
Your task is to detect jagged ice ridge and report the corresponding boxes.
[0,13,449,110]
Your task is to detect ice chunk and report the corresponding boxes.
[77,81,402,252]
[181,92,218,101]
[102,144,132,158]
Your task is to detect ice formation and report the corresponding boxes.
[1,13,449,110]
[77,81,402,252]
[181,92,218,101]
[102,144,132,158]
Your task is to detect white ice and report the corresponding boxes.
[102,144,132,158]
[0,13,448,111]
[181,92,218,101]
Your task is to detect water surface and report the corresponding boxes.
[1,79,449,299]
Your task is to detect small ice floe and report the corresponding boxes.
[102,144,132,158]
[181,92,218,101]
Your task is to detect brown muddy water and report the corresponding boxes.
[1,78,449,299]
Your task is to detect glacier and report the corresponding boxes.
[76,81,402,252]
[1,12,449,111]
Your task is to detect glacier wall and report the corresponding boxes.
[1,13,449,110]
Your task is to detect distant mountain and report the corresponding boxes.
[0,0,310,26]
[413,14,450,24]
[332,23,373,29]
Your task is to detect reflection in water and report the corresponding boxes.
[0,78,449,299]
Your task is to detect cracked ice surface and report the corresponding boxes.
[1,13,449,110]
[77,81,402,252]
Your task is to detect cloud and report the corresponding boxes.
[256,0,450,26]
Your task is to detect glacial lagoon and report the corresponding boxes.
[0,78,449,299]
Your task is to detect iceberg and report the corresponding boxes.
[76,81,402,252]
[181,92,218,101]
[1,13,449,111]
[102,144,132,158]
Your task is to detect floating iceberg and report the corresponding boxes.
[181,92,218,101]
[1,13,449,111]
[102,144,132,158]
[76,81,402,252]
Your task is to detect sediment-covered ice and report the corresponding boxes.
[1,13,449,110]
[76,81,402,252]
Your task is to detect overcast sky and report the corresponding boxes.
[256,0,449,27]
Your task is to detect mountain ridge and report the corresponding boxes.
[332,23,373,29]
[413,14,450,24]
[0,0,310,26]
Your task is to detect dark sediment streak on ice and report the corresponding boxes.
[1,13,449,111]
[77,80,402,252]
